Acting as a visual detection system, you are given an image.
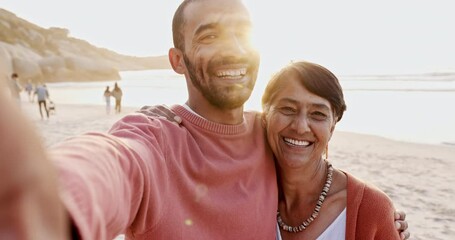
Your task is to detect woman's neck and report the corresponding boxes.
[279,159,328,212]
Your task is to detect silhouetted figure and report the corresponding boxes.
[9,73,22,104]
[111,82,123,113]
[25,80,34,102]
[34,84,49,119]
[103,86,111,114]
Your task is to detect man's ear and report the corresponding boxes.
[169,48,186,74]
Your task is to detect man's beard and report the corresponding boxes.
[183,54,257,110]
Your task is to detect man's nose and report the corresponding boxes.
[225,34,248,55]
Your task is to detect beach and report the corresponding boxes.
[21,101,455,240]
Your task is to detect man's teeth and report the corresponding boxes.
[284,138,310,146]
[216,68,247,77]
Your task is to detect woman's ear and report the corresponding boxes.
[169,48,185,74]
[328,122,337,141]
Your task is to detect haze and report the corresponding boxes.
[2,0,454,75]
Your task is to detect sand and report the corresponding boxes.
[21,101,455,240]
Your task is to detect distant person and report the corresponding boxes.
[111,82,123,113]
[34,84,50,119]
[9,73,22,104]
[25,80,34,102]
[103,86,111,114]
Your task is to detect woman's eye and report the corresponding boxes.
[311,112,327,120]
[279,107,296,115]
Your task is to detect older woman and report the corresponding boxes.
[262,61,401,239]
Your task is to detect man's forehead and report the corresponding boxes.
[184,0,251,27]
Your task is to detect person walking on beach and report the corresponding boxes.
[111,82,122,113]
[103,86,111,114]
[0,0,409,239]
[34,84,50,119]
[25,80,34,102]
[8,73,22,104]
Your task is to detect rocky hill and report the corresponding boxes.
[0,8,170,84]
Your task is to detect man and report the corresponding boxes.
[34,84,50,119]
[0,0,409,239]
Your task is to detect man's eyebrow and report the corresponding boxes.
[194,20,252,36]
[195,23,219,36]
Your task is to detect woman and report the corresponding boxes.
[262,61,401,239]
[103,86,111,114]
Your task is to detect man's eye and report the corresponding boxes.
[201,34,217,42]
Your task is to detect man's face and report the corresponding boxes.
[181,0,260,110]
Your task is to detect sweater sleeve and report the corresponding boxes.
[357,184,401,240]
[50,113,169,240]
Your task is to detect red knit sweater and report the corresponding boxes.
[51,105,278,239]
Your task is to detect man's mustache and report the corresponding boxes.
[208,56,255,69]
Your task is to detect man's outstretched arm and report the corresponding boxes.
[0,83,70,239]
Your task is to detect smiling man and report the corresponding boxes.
[169,0,260,123]
[0,0,275,239]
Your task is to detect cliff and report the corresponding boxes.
[0,8,171,84]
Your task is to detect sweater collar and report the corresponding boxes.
[172,104,248,135]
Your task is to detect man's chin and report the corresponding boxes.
[217,93,251,109]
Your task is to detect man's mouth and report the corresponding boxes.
[215,68,247,79]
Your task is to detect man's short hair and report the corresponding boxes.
[11,73,18,78]
[172,0,201,51]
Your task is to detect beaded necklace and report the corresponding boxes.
[277,162,334,233]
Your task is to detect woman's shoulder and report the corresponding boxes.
[344,172,401,239]
[346,173,393,205]
[345,172,395,218]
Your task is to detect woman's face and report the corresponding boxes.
[264,75,337,169]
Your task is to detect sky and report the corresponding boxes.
[2,0,455,75]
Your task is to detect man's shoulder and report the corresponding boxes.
[244,109,261,118]
[244,110,263,124]
[109,111,183,144]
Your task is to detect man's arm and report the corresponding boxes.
[0,83,70,239]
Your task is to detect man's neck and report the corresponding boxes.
[185,100,244,125]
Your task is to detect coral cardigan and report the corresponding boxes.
[346,172,401,239]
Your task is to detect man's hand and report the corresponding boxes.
[0,84,69,239]
[139,105,182,125]
[394,210,410,240]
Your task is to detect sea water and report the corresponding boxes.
[45,69,455,145]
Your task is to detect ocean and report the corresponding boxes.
[45,69,455,145]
